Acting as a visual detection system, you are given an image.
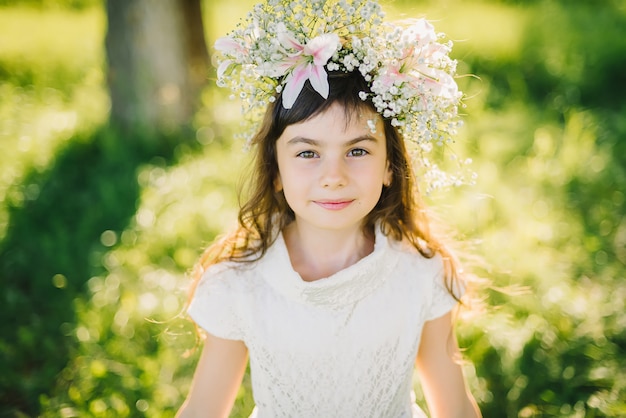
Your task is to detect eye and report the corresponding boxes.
[296,150,318,159]
[347,148,369,157]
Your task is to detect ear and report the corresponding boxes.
[274,174,283,192]
[383,161,392,187]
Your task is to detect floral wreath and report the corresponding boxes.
[214,0,473,192]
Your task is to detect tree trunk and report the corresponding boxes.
[105,0,209,135]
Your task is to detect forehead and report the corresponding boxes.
[281,102,383,140]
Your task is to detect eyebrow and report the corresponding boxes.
[286,135,379,147]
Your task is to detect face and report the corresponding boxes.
[274,103,392,234]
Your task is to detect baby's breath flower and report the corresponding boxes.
[367,119,377,133]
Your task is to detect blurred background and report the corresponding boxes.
[0,0,624,416]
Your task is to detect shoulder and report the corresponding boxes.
[383,234,463,318]
[188,259,264,340]
[197,233,287,290]
[386,236,444,277]
[197,259,259,292]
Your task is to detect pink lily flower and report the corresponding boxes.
[214,36,246,79]
[275,24,341,109]
[379,20,458,100]
[382,53,457,100]
[402,18,437,48]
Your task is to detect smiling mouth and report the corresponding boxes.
[314,200,355,210]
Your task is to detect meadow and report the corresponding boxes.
[0,0,625,416]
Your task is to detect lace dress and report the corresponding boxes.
[188,227,460,418]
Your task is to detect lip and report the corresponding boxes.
[313,200,355,211]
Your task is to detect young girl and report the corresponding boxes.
[178,1,481,417]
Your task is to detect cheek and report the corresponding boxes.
[361,159,390,181]
[278,171,302,197]
[275,159,303,198]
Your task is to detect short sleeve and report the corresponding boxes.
[425,261,465,321]
[187,264,247,341]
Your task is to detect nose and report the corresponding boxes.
[320,156,347,189]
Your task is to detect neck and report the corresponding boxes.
[282,222,375,282]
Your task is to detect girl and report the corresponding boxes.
[178,1,481,417]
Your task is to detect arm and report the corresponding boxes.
[415,312,481,418]
[176,333,249,418]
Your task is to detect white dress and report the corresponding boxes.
[188,227,461,418]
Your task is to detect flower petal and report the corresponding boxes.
[258,57,296,77]
[214,36,241,53]
[276,23,303,51]
[437,73,459,99]
[403,19,437,46]
[217,59,233,79]
[282,65,311,109]
[420,69,458,99]
[308,63,330,99]
[305,33,340,66]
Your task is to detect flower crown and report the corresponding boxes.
[215,0,473,192]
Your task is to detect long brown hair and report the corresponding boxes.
[191,71,463,300]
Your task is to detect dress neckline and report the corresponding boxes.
[258,225,402,308]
